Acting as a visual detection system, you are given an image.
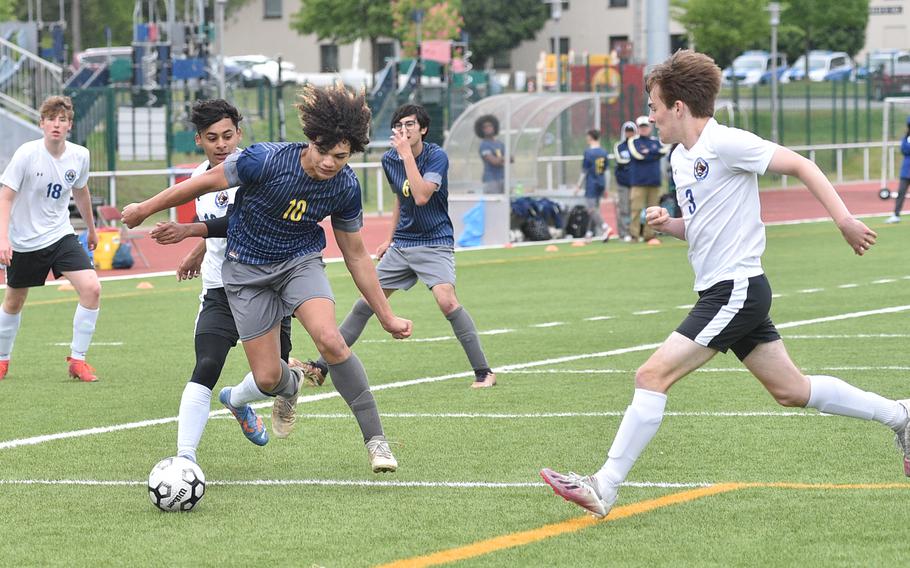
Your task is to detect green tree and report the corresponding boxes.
[290,0,394,74]
[0,0,16,22]
[392,0,463,57]
[778,0,868,63]
[671,0,770,69]
[460,0,548,69]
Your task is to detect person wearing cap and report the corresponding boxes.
[885,115,910,223]
[613,121,637,241]
[628,115,670,244]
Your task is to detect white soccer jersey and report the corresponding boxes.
[670,118,777,291]
[0,139,90,252]
[191,160,237,290]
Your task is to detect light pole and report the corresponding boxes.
[543,0,562,91]
[769,2,780,143]
[215,0,227,99]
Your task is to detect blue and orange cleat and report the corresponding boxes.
[219,387,269,446]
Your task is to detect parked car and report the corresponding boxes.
[722,50,788,86]
[784,51,854,82]
[224,55,304,86]
[856,49,910,80]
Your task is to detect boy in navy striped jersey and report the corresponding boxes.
[302,104,496,388]
[122,85,411,473]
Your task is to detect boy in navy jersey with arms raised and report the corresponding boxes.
[301,104,496,388]
[122,85,411,473]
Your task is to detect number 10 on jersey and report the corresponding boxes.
[282,199,307,222]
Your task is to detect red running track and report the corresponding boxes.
[12,181,901,283]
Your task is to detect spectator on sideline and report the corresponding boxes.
[885,116,910,223]
[613,121,637,241]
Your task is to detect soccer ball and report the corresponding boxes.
[147,456,206,512]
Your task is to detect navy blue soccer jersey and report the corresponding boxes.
[582,146,609,197]
[222,142,363,264]
[382,142,454,248]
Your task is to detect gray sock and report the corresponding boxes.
[328,353,383,442]
[446,306,489,371]
[262,359,299,398]
[317,298,375,369]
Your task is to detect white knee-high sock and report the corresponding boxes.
[71,304,99,360]
[594,388,667,490]
[0,308,21,360]
[807,375,908,431]
[228,372,268,407]
[177,382,212,463]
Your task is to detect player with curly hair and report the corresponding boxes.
[122,85,411,473]
[474,114,505,193]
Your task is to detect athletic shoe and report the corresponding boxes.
[471,371,497,389]
[297,359,327,387]
[885,215,901,224]
[896,399,910,476]
[366,435,398,473]
[0,360,7,380]
[271,366,302,439]
[218,387,268,446]
[622,235,633,243]
[647,238,661,246]
[540,468,617,518]
[66,357,98,382]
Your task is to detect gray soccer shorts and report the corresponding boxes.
[221,253,334,341]
[376,245,456,291]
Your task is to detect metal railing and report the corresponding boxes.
[0,36,63,119]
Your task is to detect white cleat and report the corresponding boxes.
[540,468,618,518]
[366,435,398,473]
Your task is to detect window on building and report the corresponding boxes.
[609,0,628,7]
[549,37,570,55]
[670,34,688,53]
[492,51,511,70]
[374,42,395,71]
[264,0,282,19]
[321,44,339,73]
[609,35,629,53]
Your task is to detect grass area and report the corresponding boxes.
[2,218,910,565]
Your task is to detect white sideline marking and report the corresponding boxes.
[51,342,123,346]
[632,310,662,315]
[531,322,565,328]
[479,329,516,336]
[3,304,909,452]
[786,334,910,339]
[584,316,614,321]
[772,293,785,298]
[798,288,823,294]
[208,410,819,420]
[509,366,910,374]
[838,284,859,289]
[675,305,693,310]
[873,279,897,284]
[0,478,712,490]
[363,328,516,344]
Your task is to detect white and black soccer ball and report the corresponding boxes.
[148,456,206,512]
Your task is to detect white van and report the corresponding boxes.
[785,51,854,82]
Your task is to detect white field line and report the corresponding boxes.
[798,288,823,294]
[51,342,123,346]
[873,279,897,284]
[632,310,662,315]
[786,334,910,339]
[507,366,910,374]
[2,304,908,452]
[0,478,712,489]
[531,322,565,328]
[584,316,614,321]
[208,410,820,420]
[838,283,859,288]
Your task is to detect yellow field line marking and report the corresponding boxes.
[378,481,910,567]
[376,482,745,568]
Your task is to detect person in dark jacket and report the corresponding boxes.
[613,121,637,241]
[885,116,910,223]
[629,115,670,243]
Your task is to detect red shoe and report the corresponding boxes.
[67,357,99,382]
[0,359,8,380]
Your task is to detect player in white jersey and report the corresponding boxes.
[541,50,910,519]
[148,100,310,463]
[0,95,101,382]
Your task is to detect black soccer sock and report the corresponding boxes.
[189,333,235,391]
